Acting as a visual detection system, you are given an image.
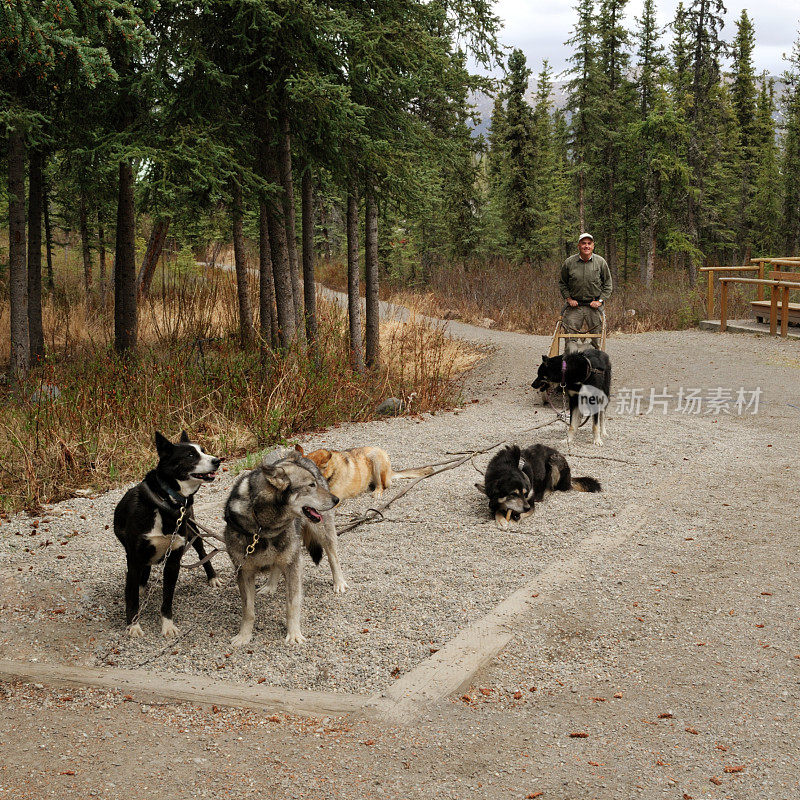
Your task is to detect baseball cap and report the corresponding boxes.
[578,233,594,242]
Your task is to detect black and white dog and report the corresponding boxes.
[531,349,611,445]
[113,431,221,638]
[476,443,601,529]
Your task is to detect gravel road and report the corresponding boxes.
[1,319,799,799]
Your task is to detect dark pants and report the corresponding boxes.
[562,305,603,352]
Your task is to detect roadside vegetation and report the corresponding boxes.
[0,258,473,513]
[319,257,754,335]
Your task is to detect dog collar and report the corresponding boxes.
[156,475,189,509]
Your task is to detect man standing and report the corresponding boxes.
[558,233,612,351]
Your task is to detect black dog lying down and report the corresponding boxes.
[476,443,601,529]
[531,349,611,446]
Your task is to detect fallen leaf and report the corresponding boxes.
[526,793,543,799]
[613,692,623,699]
[569,732,589,738]
[715,745,728,752]
[257,677,266,684]
[591,697,607,702]
[683,794,694,799]
[479,687,492,696]
[724,765,745,773]
[709,776,722,785]
[685,727,699,735]
[363,739,376,746]
[514,691,523,699]
[658,712,674,719]
[761,592,773,596]
[59,770,76,776]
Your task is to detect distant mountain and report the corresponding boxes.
[468,79,569,140]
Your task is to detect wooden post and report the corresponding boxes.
[757,262,764,300]
[707,270,714,319]
[781,286,789,338]
[720,280,728,332]
[769,285,778,335]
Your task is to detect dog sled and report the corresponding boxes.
[539,307,608,430]
[547,306,607,357]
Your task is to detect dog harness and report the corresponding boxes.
[560,355,607,388]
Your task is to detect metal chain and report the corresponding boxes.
[244,527,261,558]
[130,501,188,626]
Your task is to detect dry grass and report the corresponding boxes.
[384,259,755,335]
[0,266,472,513]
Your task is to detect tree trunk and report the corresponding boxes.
[264,156,296,350]
[258,200,278,352]
[136,218,170,296]
[114,160,138,355]
[605,170,619,285]
[319,202,332,260]
[28,147,45,362]
[577,163,586,233]
[231,181,255,349]
[364,180,379,369]
[279,111,303,331]
[9,129,30,379]
[79,191,93,305]
[644,213,657,289]
[43,179,55,293]
[97,209,107,307]
[301,169,317,348]
[346,186,364,373]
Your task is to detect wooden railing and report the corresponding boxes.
[717,277,800,337]
[699,265,763,319]
[700,258,800,320]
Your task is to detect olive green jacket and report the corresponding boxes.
[559,253,613,303]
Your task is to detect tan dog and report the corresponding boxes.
[296,445,433,500]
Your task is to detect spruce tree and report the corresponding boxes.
[730,10,758,261]
[499,48,535,260]
[634,0,666,279]
[782,32,800,254]
[565,0,600,232]
[594,0,633,280]
[751,77,781,255]
[683,0,727,282]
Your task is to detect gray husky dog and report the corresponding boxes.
[224,449,348,646]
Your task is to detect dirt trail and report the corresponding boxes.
[1,322,799,800]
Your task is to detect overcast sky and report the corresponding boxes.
[486,1,800,79]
